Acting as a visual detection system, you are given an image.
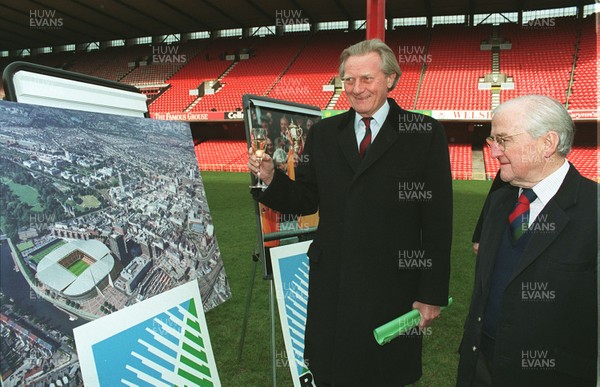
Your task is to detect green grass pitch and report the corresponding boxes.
[67,259,90,276]
[17,240,34,252]
[30,240,67,264]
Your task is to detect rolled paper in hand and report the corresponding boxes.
[373,297,453,346]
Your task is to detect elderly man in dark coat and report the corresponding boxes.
[249,39,452,386]
[456,95,597,386]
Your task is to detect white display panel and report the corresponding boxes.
[3,61,148,117]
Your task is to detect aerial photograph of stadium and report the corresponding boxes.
[0,0,597,386]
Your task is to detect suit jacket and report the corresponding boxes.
[257,98,452,386]
[456,164,598,386]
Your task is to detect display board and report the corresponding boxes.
[0,100,230,386]
[74,280,221,386]
[3,61,148,117]
[270,240,315,387]
[242,94,321,278]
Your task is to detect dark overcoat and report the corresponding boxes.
[257,98,452,386]
[456,164,598,386]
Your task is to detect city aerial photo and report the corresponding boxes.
[0,100,231,386]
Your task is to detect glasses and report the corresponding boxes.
[485,131,527,151]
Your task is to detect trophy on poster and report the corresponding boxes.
[287,119,303,153]
[250,126,268,189]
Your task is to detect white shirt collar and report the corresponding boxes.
[370,100,390,129]
[523,159,569,226]
[354,100,390,143]
[527,159,570,206]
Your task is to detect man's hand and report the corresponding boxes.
[412,301,441,329]
[473,242,479,254]
[248,147,275,186]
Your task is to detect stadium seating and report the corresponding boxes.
[336,25,492,111]
[189,35,308,112]
[127,41,206,86]
[387,26,429,110]
[566,146,599,181]
[448,143,473,180]
[149,38,249,113]
[1,18,596,181]
[482,145,501,180]
[194,140,248,172]
[568,16,596,110]
[81,45,151,81]
[416,24,492,110]
[270,31,361,109]
[67,47,130,79]
[499,19,577,104]
[189,139,592,183]
[192,135,478,181]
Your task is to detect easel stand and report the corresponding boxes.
[237,248,278,387]
[238,225,317,386]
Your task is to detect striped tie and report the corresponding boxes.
[359,117,372,159]
[508,188,537,241]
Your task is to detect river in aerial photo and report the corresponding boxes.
[0,241,84,335]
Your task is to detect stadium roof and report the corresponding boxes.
[0,0,593,51]
[36,239,114,297]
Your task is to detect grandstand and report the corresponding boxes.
[0,1,597,180]
[499,19,577,104]
[415,24,493,110]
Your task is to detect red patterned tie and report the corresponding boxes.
[508,189,537,240]
[359,117,372,159]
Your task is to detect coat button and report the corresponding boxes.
[472,346,477,352]
[477,317,482,322]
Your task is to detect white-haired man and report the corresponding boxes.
[457,95,597,386]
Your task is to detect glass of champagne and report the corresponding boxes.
[250,127,268,188]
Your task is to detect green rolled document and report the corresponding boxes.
[373,297,453,346]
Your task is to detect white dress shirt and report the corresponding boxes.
[354,100,390,150]
[523,159,570,226]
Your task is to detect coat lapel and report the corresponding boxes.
[353,118,399,179]
[510,201,568,281]
[478,186,518,294]
[336,114,361,174]
[509,164,579,282]
[339,99,402,182]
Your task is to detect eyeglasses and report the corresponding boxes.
[485,131,527,151]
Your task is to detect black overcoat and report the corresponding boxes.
[456,164,598,386]
[257,98,452,386]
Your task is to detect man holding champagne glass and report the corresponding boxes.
[248,39,452,386]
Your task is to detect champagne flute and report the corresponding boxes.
[250,127,268,188]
